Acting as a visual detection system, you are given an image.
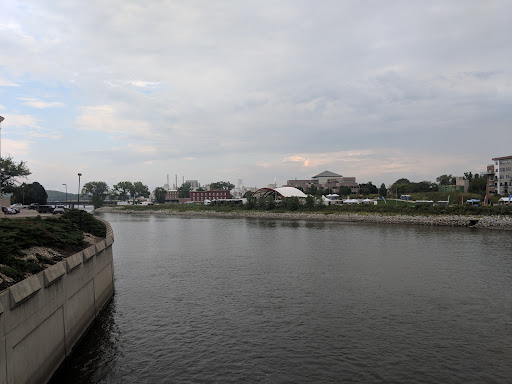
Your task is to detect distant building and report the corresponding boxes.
[492,155,512,195]
[286,170,358,194]
[190,190,231,202]
[311,170,342,185]
[186,180,200,189]
[165,190,179,203]
[286,179,319,191]
[486,164,495,195]
[438,177,469,193]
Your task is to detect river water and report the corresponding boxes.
[51,213,512,383]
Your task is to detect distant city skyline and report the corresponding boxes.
[1,1,511,192]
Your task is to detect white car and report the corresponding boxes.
[10,204,22,213]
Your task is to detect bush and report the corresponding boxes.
[0,210,106,278]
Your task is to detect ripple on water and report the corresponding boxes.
[51,214,512,384]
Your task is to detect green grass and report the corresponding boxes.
[0,210,106,284]
[112,199,511,217]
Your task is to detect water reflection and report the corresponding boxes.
[50,298,119,383]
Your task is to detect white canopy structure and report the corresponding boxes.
[252,187,307,199]
[343,199,361,204]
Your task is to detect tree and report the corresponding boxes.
[178,182,192,198]
[338,186,352,196]
[463,172,474,183]
[305,185,317,196]
[132,182,150,203]
[154,187,167,204]
[210,181,235,191]
[11,182,47,205]
[305,195,315,208]
[379,183,387,197]
[0,156,31,194]
[82,181,109,208]
[359,182,378,196]
[436,174,455,185]
[394,178,410,185]
[113,181,134,201]
[469,174,486,194]
[287,196,300,211]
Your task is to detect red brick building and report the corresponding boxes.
[190,190,231,202]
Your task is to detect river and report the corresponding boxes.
[51,212,512,383]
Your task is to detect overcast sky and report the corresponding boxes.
[1,1,511,193]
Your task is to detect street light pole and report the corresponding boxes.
[77,173,82,208]
[0,116,4,159]
[62,183,67,206]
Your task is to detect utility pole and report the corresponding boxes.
[0,116,4,158]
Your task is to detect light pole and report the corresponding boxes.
[0,116,4,159]
[62,183,67,206]
[77,173,82,208]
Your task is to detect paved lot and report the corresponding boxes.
[2,209,54,219]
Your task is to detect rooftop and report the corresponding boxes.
[312,170,342,179]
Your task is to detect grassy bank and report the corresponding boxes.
[0,210,106,287]
[107,201,512,217]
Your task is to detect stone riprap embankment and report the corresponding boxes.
[96,207,512,230]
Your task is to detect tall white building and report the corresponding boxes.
[493,155,512,195]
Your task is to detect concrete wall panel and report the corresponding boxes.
[94,263,114,316]
[11,307,65,384]
[65,280,95,354]
[0,219,114,384]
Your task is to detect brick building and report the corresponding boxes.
[190,190,231,202]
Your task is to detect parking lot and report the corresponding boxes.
[2,209,54,218]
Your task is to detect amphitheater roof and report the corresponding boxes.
[253,187,307,199]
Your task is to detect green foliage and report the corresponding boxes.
[82,181,109,208]
[287,196,300,211]
[244,191,256,210]
[12,182,48,204]
[62,209,107,237]
[154,187,167,204]
[338,186,352,196]
[133,181,150,201]
[0,156,31,194]
[0,210,106,281]
[390,180,438,194]
[210,181,235,191]
[436,174,456,185]
[178,182,192,198]
[468,173,486,194]
[379,183,387,197]
[305,195,315,209]
[359,182,378,196]
[113,181,134,201]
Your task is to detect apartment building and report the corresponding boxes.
[492,155,512,195]
[486,164,495,195]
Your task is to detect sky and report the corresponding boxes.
[1,1,511,193]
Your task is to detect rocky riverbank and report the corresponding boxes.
[95,207,512,230]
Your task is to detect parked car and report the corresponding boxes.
[53,207,65,214]
[10,204,22,213]
[2,206,17,215]
[28,203,40,210]
[36,205,54,213]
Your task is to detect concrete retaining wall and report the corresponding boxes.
[0,220,114,384]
